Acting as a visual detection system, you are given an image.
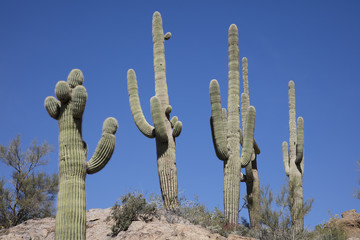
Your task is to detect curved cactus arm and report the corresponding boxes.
[44,96,60,119]
[55,81,71,103]
[241,93,260,155]
[165,105,172,116]
[67,69,84,88]
[300,154,304,176]
[150,96,168,142]
[210,117,226,161]
[296,117,304,165]
[87,117,118,174]
[170,116,178,128]
[209,79,229,160]
[72,85,87,119]
[282,141,290,176]
[127,69,155,138]
[222,108,228,137]
[172,121,182,138]
[241,106,255,167]
[165,105,172,121]
[253,140,260,155]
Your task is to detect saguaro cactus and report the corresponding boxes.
[209,24,259,225]
[127,11,182,210]
[282,80,304,232]
[44,69,118,240]
[241,57,261,229]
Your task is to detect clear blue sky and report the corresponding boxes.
[0,0,359,229]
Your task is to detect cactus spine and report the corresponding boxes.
[127,11,182,210]
[282,80,304,232]
[44,69,118,240]
[241,58,261,229]
[209,24,258,225]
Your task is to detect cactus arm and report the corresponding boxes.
[170,116,178,127]
[241,93,250,131]
[169,114,182,137]
[55,81,71,103]
[242,57,249,98]
[282,141,290,176]
[300,154,304,176]
[153,11,169,106]
[72,86,87,119]
[241,106,256,166]
[210,117,226,161]
[241,61,260,155]
[222,108,228,138]
[44,96,60,119]
[87,117,118,174]
[295,117,304,165]
[172,121,182,138]
[127,69,155,138]
[150,96,168,142]
[165,105,172,115]
[67,69,84,88]
[209,79,229,160]
[253,140,260,155]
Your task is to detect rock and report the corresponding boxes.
[0,208,257,240]
[331,209,360,240]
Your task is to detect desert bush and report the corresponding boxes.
[238,184,313,240]
[309,213,347,240]
[111,192,157,236]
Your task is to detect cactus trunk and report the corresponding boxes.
[224,24,242,224]
[127,12,182,210]
[45,69,118,239]
[156,140,178,209]
[56,102,87,239]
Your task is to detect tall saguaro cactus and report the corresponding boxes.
[241,57,261,229]
[209,24,258,225]
[44,69,118,240]
[282,80,304,232]
[127,11,182,210]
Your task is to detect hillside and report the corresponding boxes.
[0,208,256,240]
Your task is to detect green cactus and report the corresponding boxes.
[282,80,305,232]
[209,24,259,225]
[241,57,261,229]
[44,69,118,240]
[127,11,182,210]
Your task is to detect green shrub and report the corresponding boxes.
[111,192,157,236]
[309,214,347,240]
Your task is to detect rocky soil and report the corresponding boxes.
[1,208,359,240]
[331,209,360,240]
[0,208,256,240]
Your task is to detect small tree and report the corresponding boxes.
[0,135,58,228]
[256,183,313,240]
